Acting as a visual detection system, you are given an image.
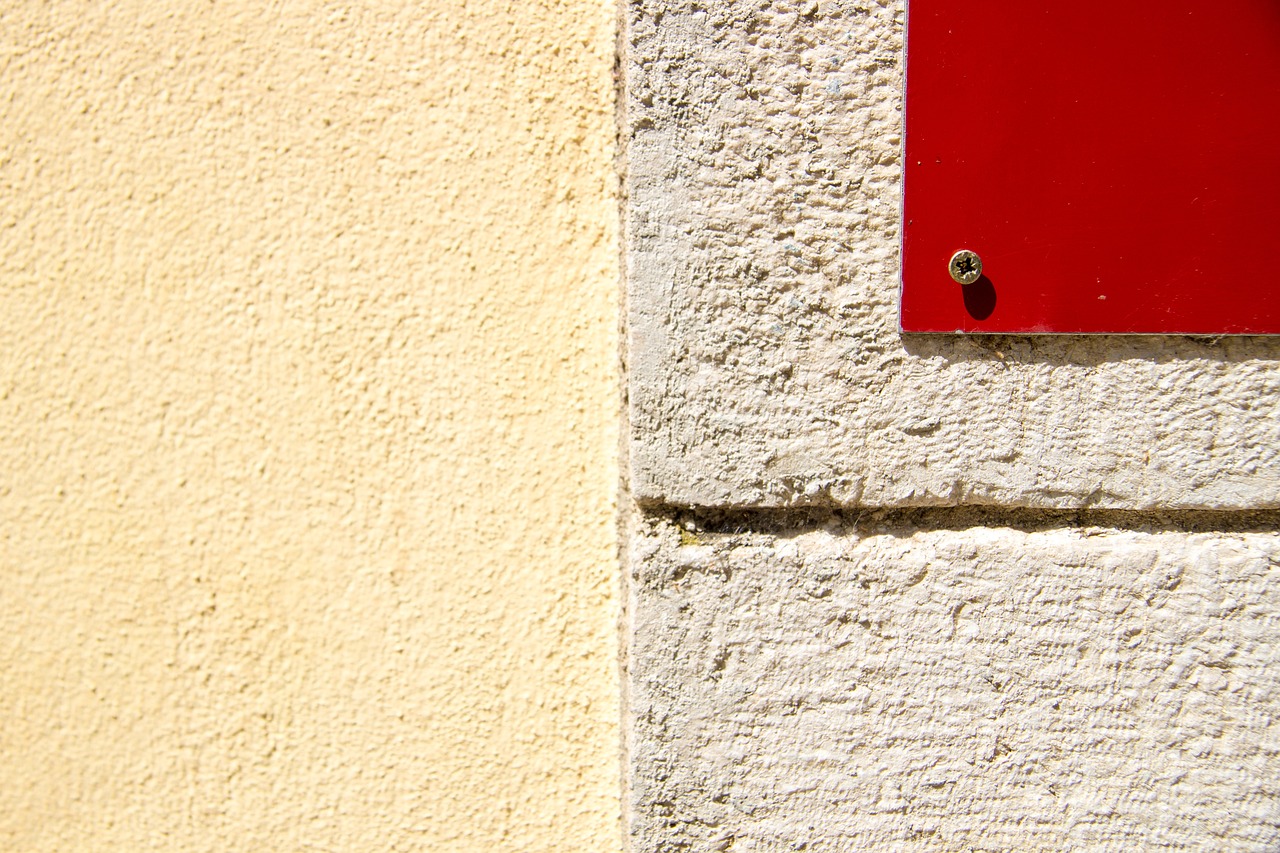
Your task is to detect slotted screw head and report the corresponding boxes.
[949,249,982,285]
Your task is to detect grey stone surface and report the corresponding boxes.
[623,0,1280,510]
[625,513,1280,851]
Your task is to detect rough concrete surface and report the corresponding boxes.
[623,0,1280,511]
[626,513,1280,851]
[0,2,620,850]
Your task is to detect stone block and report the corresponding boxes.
[624,0,1280,509]
[626,514,1280,850]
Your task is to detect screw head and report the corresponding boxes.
[948,249,983,285]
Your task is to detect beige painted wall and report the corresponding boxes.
[0,2,619,850]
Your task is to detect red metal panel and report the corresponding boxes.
[901,1,1280,334]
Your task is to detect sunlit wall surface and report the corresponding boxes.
[0,2,620,849]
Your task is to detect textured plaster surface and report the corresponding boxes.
[623,0,1280,511]
[0,2,620,850]
[626,513,1280,851]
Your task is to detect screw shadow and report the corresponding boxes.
[962,275,997,320]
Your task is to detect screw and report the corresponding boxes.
[949,249,982,285]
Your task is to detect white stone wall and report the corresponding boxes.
[621,0,1280,849]
[624,0,1280,511]
[626,514,1280,851]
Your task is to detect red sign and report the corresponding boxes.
[901,1,1280,334]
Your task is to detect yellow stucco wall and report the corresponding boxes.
[0,2,619,850]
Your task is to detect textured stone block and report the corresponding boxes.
[623,0,1280,510]
[626,515,1280,851]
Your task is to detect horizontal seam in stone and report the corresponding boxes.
[640,505,1280,537]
